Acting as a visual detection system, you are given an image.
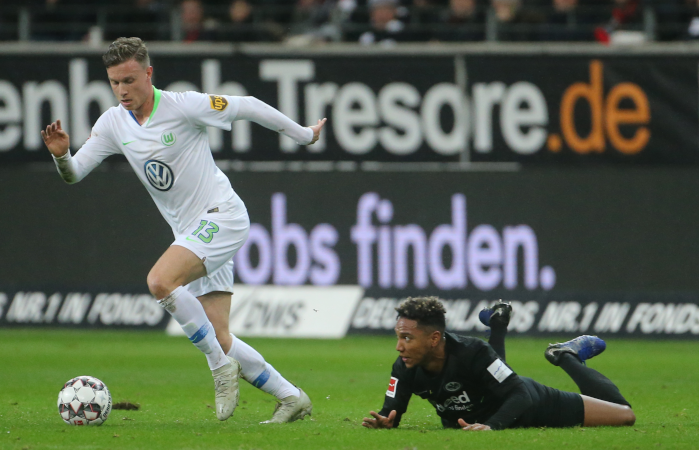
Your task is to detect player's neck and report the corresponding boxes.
[132,86,155,125]
[422,341,447,375]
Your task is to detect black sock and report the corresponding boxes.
[488,324,507,362]
[558,353,630,407]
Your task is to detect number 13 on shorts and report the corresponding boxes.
[191,220,219,243]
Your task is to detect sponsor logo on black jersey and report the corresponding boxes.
[209,95,228,111]
[434,390,473,412]
[144,160,174,191]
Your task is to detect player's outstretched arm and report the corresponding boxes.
[233,96,324,146]
[308,118,327,145]
[362,410,396,429]
[42,118,115,184]
[41,120,70,158]
[458,419,492,431]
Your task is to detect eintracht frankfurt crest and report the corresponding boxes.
[144,160,174,191]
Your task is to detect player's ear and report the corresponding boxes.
[430,329,442,346]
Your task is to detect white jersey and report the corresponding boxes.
[53,87,313,235]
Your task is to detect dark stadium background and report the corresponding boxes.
[2,2,699,449]
[3,0,699,396]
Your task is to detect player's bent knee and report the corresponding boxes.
[621,406,636,426]
[146,272,175,300]
[582,396,636,427]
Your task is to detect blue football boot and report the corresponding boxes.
[545,335,606,366]
[478,300,512,328]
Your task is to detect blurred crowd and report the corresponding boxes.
[2,0,699,44]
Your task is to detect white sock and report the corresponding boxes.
[158,286,228,371]
[227,333,300,400]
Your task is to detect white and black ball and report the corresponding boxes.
[57,376,112,426]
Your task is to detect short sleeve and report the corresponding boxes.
[179,91,241,131]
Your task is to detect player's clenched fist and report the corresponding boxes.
[362,410,396,429]
[41,119,70,158]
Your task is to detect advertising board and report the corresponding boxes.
[0,49,696,163]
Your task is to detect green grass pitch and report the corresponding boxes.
[0,329,697,450]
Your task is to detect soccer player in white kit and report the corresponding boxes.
[41,37,326,424]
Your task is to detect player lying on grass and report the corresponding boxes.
[42,37,323,424]
[362,297,635,431]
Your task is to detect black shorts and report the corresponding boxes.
[516,377,585,428]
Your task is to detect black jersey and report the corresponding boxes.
[378,332,534,430]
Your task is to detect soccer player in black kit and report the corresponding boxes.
[362,297,636,431]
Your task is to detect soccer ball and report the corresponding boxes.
[57,376,112,426]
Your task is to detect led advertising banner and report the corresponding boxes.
[165,285,364,338]
[3,168,699,292]
[3,287,697,337]
[0,288,168,330]
[0,51,697,163]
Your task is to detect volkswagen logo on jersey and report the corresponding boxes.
[144,160,174,191]
[161,130,176,146]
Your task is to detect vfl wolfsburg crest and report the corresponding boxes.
[161,131,176,146]
[144,160,174,191]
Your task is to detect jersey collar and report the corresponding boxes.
[127,86,161,127]
[146,87,162,127]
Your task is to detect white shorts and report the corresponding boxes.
[172,208,250,298]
